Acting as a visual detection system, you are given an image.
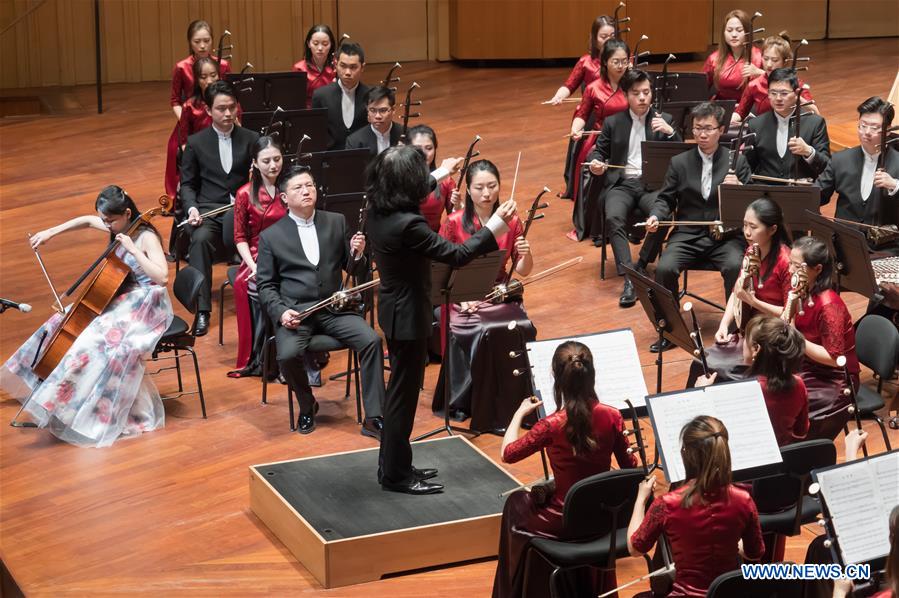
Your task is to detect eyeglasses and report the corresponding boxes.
[692,126,720,135]
[858,123,881,134]
[367,107,392,116]
[609,59,630,67]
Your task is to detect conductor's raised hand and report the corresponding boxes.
[439,156,464,175]
[495,198,518,223]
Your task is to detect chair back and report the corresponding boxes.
[857,315,899,379]
[707,568,803,597]
[752,440,836,519]
[172,266,205,316]
[560,468,645,542]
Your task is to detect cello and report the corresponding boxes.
[32,197,170,380]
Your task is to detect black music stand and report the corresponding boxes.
[297,149,371,195]
[662,100,736,140]
[226,72,307,111]
[718,183,821,240]
[649,71,710,102]
[241,109,329,155]
[622,265,696,394]
[414,250,508,441]
[808,212,882,301]
[641,141,695,191]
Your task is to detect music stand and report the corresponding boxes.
[641,141,694,191]
[296,149,371,195]
[649,71,710,102]
[662,100,736,140]
[718,183,821,240]
[414,250,508,440]
[226,72,307,111]
[622,265,695,394]
[241,109,329,155]
[808,211,882,300]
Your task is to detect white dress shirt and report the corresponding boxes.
[288,210,319,266]
[861,149,878,201]
[699,149,715,201]
[338,79,357,129]
[372,123,392,154]
[775,111,815,162]
[213,123,234,174]
[624,110,648,178]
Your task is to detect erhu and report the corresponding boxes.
[742,11,765,86]
[613,2,630,37]
[456,135,482,198]
[380,62,402,91]
[683,302,711,379]
[653,54,677,118]
[398,81,422,144]
[837,355,868,457]
[780,262,810,323]
[329,195,372,316]
[489,186,550,304]
[632,35,650,69]
[214,29,233,71]
[731,242,762,332]
[870,114,899,247]
[790,83,816,181]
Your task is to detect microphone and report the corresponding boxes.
[0,298,32,313]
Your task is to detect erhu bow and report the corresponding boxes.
[399,81,422,144]
[613,2,630,37]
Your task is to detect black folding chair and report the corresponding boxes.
[707,568,803,597]
[850,314,898,451]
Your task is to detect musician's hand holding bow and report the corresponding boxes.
[714,324,734,344]
[495,198,518,223]
[186,207,203,227]
[787,136,813,158]
[350,232,365,256]
[874,169,899,191]
[588,159,608,176]
[30,228,55,249]
[280,308,303,330]
[645,215,660,233]
[650,116,674,137]
[723,172,742,185]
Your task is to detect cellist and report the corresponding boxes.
[0,187,173,447]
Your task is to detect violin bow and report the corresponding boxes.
[26,233,65,314]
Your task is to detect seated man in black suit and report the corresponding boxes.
[746,67,831,182]
[256,165,386,437]
[345,86,403,155]
[181,80,260,335]
[311,41,370,150]
[586,68,681,307]
[817,96,899,227]
[645,102,752,351]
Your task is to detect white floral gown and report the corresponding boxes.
[1,246,174,447]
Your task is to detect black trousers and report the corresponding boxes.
[655,232,745,299]
[605,178,666,276]
[275,310,385,417]
[186,213,226,312]
[378,336,429,485]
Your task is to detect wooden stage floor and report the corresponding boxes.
[1,38,897,596]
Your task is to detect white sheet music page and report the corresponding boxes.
[526,329,649,415]
[646,379,781,483]
[816,451,898,565]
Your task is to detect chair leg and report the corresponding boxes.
[874,415,893,451]
[261,335,271,405]
[174,348,184,392]
[187,347,207,418]
[218,280,228,346]
[600,205,607,280]
[344,349,352,399]
[548,567,562,598]
[353,351,362,424]
[288,387,295,431]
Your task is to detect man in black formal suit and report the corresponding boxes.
[586,69,682,307]
[256,165,386,437]
[646,102,752,351]
[817,96,899,226]
[311,41,370,150]
[344,86,403,155]
[181,80,260,335]
[366,146,518,495]
[745,67,831,182]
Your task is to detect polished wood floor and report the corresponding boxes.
[1,38,897,596]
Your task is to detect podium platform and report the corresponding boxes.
[249,436,519,588]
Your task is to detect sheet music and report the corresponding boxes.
[526,329,649,415]
[815,451,898,565]
[646,379,782,483]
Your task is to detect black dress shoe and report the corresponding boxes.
[297,402,319,434]
[381,479,444,495]
[619,279,637,308]
[649,338,674,353]
[412,466,438,480]
[361,416,383,440]
[194,311,210,336]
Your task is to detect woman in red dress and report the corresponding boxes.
[628,416,765,597]
[435,159,534,430]
[703,10,763,102]
[408,124,460,232]
[788,236,860,440]
[546,15,615,201]
[228,136,288,377]
[569,39,630,241]
[492,340,637,597]
[164,20,231,200]
[732,34,816,125]
[292,24,337,109]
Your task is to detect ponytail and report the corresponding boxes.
[551,341,598,455]
[679,416,732,508]
[745,315,805,392]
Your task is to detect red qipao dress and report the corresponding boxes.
[231,182,288,375]
[703,46,762,101]
[492,400,637,597]
[292,59,336,108]
[561,54,604,200]
[433,211,536,432]
[420,178,457,232]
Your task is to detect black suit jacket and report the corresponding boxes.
[344,122,403,155]
[311,81,371,150]
[256,210,365,324]
[745,110,831,180]
[367,209,498,340]
[587,110,681,188]
[816,146,899,225]
[180,125,259,213]
[651,145,753,241]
